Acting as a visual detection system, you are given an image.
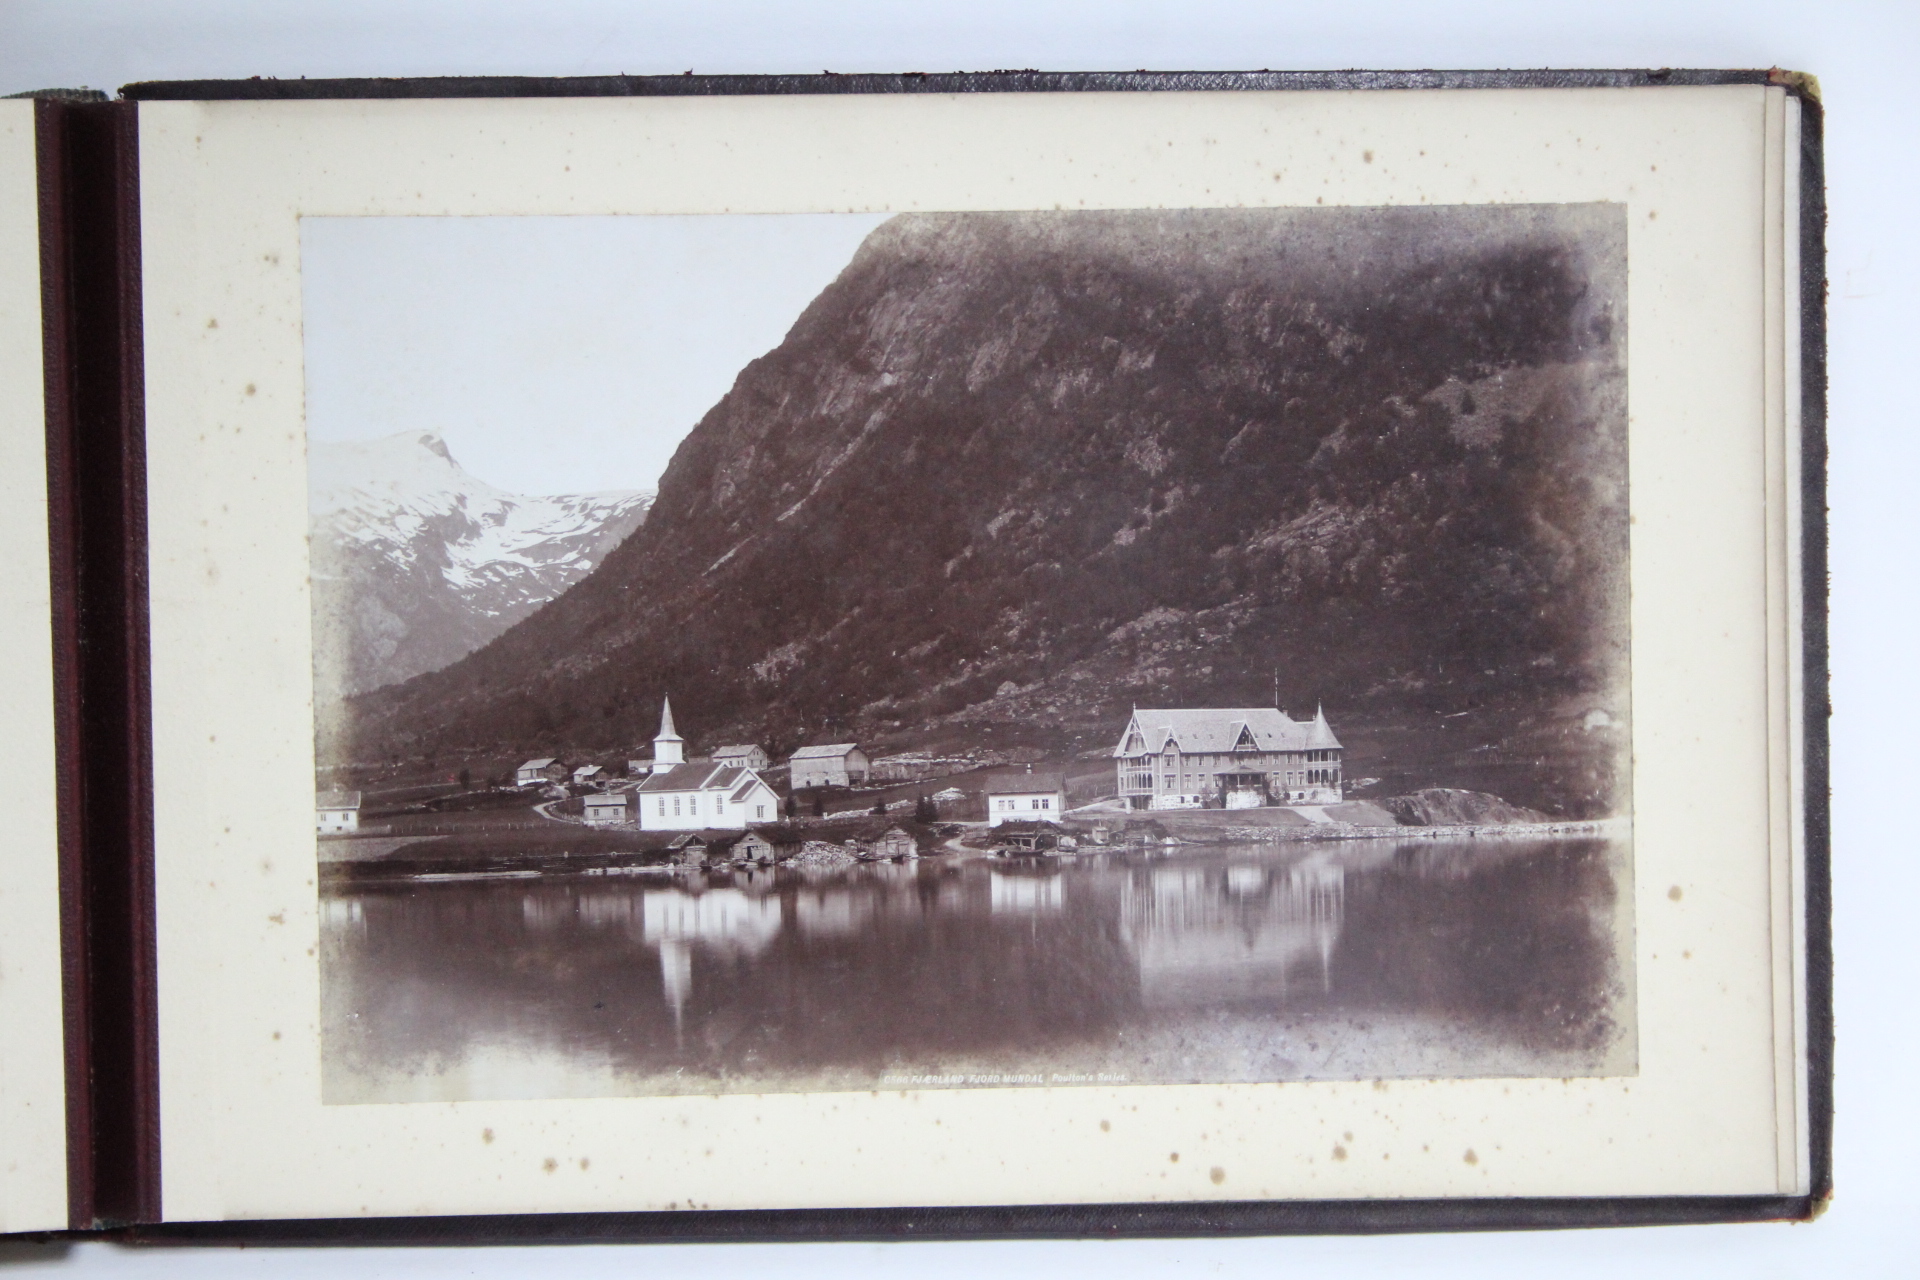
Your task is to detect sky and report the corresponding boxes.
[301,212,890,496]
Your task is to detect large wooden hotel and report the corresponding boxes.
[1113,706,1344,810]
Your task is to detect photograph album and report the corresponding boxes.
[0,69,1827,1238]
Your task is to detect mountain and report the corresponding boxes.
[334,206,1629,815]
[308,431,651,698]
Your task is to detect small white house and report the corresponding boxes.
[788,743,871,789]
[582,792,629,826]
[982,768,1067,827]
[573,764,605,786]
[516,758,566,787]
[316,790,362,835]
[712,743,771,772]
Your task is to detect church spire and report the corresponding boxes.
[651,695,685,773]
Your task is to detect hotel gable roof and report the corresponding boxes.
[1113,707,1343,756]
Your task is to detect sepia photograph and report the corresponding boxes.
[305,202,1635,1105]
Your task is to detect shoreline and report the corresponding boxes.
[317,815,1627,886]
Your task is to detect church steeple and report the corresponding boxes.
[651,695,685,773]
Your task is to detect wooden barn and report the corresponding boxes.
[515,758,567,787]
[788,743,871,789]
[582,792,629,826]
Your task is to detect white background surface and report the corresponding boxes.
[0,0,1910,1275]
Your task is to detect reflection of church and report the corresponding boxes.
[1119,857,1346,1008]
[1113,706,1344,809]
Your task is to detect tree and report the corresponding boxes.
[458,767,471,789]
[914,793,937,824]
[784,793,798,819]
[872,796,889,817]
[811,791,826,818]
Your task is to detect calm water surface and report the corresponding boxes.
[320,838,1631,1102]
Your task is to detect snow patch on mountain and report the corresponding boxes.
[308,431,650,699]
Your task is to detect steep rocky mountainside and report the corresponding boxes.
[309,431,650,697]
[336,207,1629,816]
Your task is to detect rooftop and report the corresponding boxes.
[981,768,1068,792]
[790,742,863,760]
[635,762,748,794]
[1115,707,1343,756]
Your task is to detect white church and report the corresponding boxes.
[634,697,783,832]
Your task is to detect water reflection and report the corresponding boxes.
[1123,858,1345,1007]
[990,870,1063,915]
[320,838,1630,1102]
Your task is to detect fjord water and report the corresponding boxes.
[319,839,1632,1103]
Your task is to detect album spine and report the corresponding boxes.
[35,97,160,1229]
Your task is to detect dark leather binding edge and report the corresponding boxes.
[57,68,1826,1240]
[119,1192,1814,1245]
[1795,85,1834,1214]
[33,97,159,1230]
[116,68,1779,100]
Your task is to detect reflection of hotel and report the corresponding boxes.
[1120,858,1346,1008]
[1113,706,1343,809]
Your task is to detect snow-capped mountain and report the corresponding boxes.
[308,431,651,699]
